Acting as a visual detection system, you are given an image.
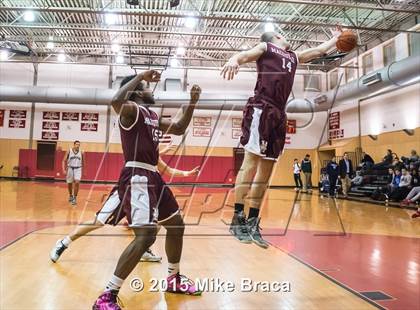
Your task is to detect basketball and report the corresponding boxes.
[336,30,357,52]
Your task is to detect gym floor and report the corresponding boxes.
[0,180,418,309]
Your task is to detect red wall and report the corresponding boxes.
[18,149,235,184]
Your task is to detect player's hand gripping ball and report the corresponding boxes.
[190,85,201,103]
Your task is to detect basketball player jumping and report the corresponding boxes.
[79,70,202,309]
[50,154,200,263]
[63,140,84,205]
[221,27,346,248]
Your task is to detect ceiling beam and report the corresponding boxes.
[252,0,419,14]
[0,7,418,33]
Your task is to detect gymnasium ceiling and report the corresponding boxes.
[0,0,419,70]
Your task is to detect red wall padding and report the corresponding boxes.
[18,149,234,184]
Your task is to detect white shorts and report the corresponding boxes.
[96,190,121,225]
[66,167,82,183]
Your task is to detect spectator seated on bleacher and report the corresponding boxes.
[402,150,419,167]
[360,152,374,170]
[389,168,412,201]
[411,168,420,187]
[372,149,393,170]
[351,170,364,187]
[319,171,330,194]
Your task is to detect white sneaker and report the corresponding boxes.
[140,249,162,262]
[50,239,68,263]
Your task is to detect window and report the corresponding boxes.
[345,63,357,83]
[383,41,396,66]
[362,53,374,75]
[329,70,338,90]
[303,74,321,92]
[408,32,420,56]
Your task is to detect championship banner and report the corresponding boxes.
[0,110,4,127]
[9,110,27,119]
[42,121,60,130]
[232,128,242,139]
[286,119,296,134]
[81,122,98,131]
[62,112,80,121]
[42,131,59,140]
[8,119,26,128]
[328,129,344,140]
[43,111,60,120]
[232,118,242,129]
[285,136,291,145]
[193,127,211,137]
[329,112,340,130]
[81,112,99,122]
[193,116,211,127]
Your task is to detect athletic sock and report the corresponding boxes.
[168,263,180,277]
[105,274,124,292]
[248,207,260,219]
[61,236,72,247]
[234,203,244,214]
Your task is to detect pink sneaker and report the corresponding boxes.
[166,273,202,296]
[412,211,420,219]
[400,199,411,206]
[92,291,122,310]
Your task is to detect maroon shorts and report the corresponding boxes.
[240,98,287,161]
[96,167,179,227]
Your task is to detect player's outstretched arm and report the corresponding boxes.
[159,85,201,135]
[221,43,266,80]
[158,157,200,177]
[297,27,343,63]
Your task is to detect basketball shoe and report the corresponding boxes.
[247,217,269,249]
[140,249,162,262]
[229,211,252,243]
[92,290,122,310]
[166,273,202,296]
[50,239,68,262]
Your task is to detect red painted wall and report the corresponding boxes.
[18,149,235,184]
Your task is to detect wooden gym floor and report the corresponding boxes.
[0,180,419,310]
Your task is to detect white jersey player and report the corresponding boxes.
[62,140,84,205]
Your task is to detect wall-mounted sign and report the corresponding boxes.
[329,112,340,130]
[9,119,26,128]
[62,112,80,121]
[42,131,59,140]
[81,122,98,131]
[286,119,296,134]
[9,110,27,119]
[81,112,99,122]
[232,128,242,139]
[232,118,242,129]
[0,110,4,127]
[193,127,211,137]
[328,129,344,140]
[43,111,60,120]
[193,116,211,127]
[42,121,60,130]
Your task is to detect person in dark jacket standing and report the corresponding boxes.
[327,157,339,197]
[339,152,354,197]
[301,154,312,193]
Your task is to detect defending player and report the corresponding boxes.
[63,140,84,205]
[58,70,202,309]
[221,27,346,248]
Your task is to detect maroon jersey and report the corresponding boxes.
[253,42,298,110]
[119,105,160,165]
